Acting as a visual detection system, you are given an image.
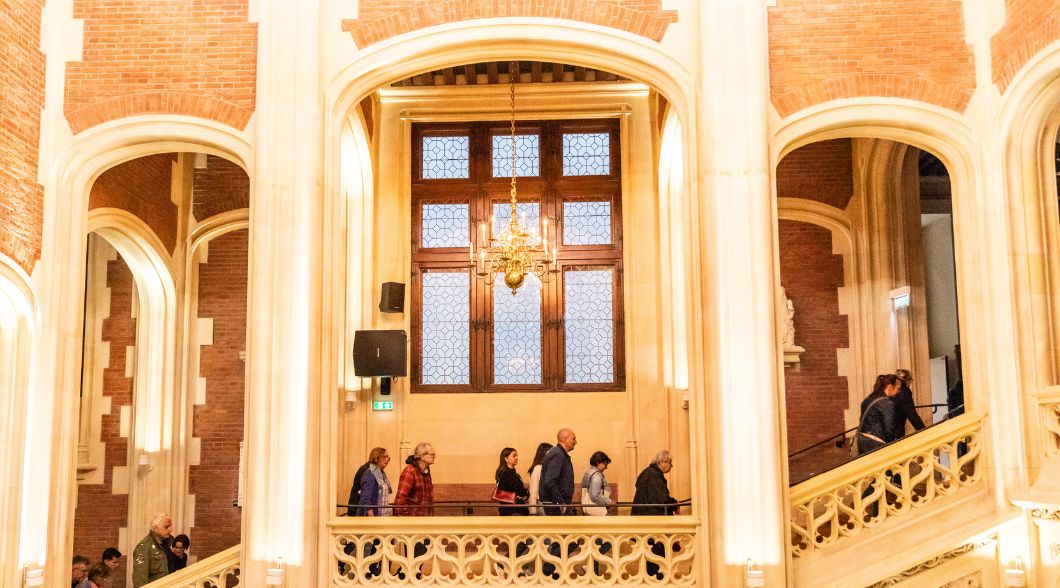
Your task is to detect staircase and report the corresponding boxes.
[143,544,240,588]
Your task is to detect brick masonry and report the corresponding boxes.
[190,229,248,560]
[89,154,179,254]
[73,252,135,588]
[192,156,250,221]
[65,0,257,133]
[991,0,1060,93]
[0,0,46,274]
[776,139,854,210]
[779,220,850,484]
[341,0,678,48]
[768,0,976,117]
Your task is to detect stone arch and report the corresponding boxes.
[0,254,36,584]
[999,41,1060,475]
[321,19,704,523]
[996,40,1060,396]
[772,99,1004,484]
[777,199,865,430]
[33,114,250,583]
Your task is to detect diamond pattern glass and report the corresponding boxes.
[492,134,540,177]
[563,201,612,245]
[562,133,610,176]
[493,273,542,385]
[422,136,470,179]
[421,272,470,385]
[565,269,614,384]
[492,202,540,239]
[421,203,470,248]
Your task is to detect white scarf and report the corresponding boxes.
[369,464,391,509]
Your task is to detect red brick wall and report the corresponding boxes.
[89,154,179,253]
[65,0,257,133]
[779,220,850,484]
[992,0,1060,93]
[768,0,975,117]
[189,229,247,559]
[0,0,46,274]
[776,139,854,210]
[341,0,678,48]
[192,156,250,222]
[73,251,135,588]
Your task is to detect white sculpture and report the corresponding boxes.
[781,287,804,369]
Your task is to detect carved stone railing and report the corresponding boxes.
[144,544,240,588]
[789,412,984,557]
[329,517,697,585]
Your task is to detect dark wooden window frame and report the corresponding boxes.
[411,119,625,393]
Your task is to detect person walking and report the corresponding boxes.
[495,447,530,516]
[131,513,173,587]
[527,442,552,515]
[538,429,576,516]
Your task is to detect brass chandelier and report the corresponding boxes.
[470,71,557,294]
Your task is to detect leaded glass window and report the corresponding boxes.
[412,120,623,392]
[421,203,470,248]
[563,200,611,245]
[493,273,542,385]
[422,136,470,179]
[492,134,540,177]
[421,271,470,385]
[564,269,615,384]
[492,202,540,239]
[563,133,610,176]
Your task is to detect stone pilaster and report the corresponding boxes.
[242,0,324,585]
[696,1,788,585]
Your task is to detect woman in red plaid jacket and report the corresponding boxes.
[395,442,435,516]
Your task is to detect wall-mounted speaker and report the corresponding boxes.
[353,330,407,377]
[379,282,405,313]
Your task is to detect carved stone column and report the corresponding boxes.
[242,0,323,585]
[695,1,788,584]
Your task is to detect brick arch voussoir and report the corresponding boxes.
[66,93,254,135]
[341,0,678,49]
[773,74,974,119]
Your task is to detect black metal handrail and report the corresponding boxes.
[336,499,692,516]
[787,403,960,460]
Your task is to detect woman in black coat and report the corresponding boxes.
[495,447,530,516]
[631,451,678,516]
[857,374,902,455]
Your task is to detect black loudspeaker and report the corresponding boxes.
[353,330,408,377]
[379,282,405,313]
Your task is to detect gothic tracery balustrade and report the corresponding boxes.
[330,518,697,585]
[789,412,984,557]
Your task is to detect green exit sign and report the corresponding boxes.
[372,401,393,411]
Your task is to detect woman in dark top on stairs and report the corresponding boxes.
[495,447,530,516]
[857,374,902,454]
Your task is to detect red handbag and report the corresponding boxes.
[491,486,517,504]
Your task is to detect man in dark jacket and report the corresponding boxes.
[346,460,372,516]
[537,428,577,578]
[891,369,927,439]
[631,451,678,516]
[538,428,577,516]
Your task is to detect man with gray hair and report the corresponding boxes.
[395,442,435,516]
[132,513,173,587]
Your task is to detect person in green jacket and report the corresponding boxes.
[131,513,173,587]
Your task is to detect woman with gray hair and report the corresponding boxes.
[631,451,678,515]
